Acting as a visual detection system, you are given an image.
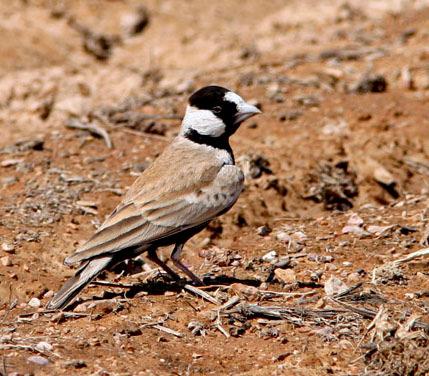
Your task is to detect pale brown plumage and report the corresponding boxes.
[66,138,244,265]
[47,85,260,310]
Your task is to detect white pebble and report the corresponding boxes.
[275,231,291,243]
[1,256,12,266]
[261,250,277,263]
[341,225,368,236]
[347,213,364,226]
[35,341,53,352]
[1,242,15,252]
[27,355,49,366]
[28,297,41,308]
[324,276,348,296]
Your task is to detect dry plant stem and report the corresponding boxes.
[393,247,429,265]
[215,296,240,312]
[183,284,221,305]
[66,118,113,148]
[152,324,183,338]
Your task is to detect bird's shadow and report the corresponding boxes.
[66,275,261,311]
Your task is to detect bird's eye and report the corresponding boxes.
[212,106,222,114]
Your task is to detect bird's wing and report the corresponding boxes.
[65,144,244,265]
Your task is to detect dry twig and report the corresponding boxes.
[183,284,221,305]
[66,118,113,148]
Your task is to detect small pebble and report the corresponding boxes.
[28,297,41,308]
[35,341,53,352]
[28,355,49,366]
[274,268,296,284]
[1,256,12,266]
[342,261,353,267]
[347,213,364,226]
[324,276,348,296]
[347,272,360,283]
[1,242,15,253]
[64,360,87,369]
[261,250,277,263]
[341,225,369,236]
[275,231,291,243]
[1,159,23,167]
[256,225,271,236]
[43,290,54,299]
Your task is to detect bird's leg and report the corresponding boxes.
[146,248,180,281]
[171,243,204,285]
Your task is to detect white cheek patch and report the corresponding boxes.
[224,91,246,112]
[181,106,226,137]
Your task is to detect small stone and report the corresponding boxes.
[257,225,271,236]
[35,341,53,352]
[307,254,333,263]
[43,290,54,299]
[121,5,150,36]
[1,256,12,266]
[347,272,361,283]
[231,283,259,298]
[324,276,348,296]
[342,261,353,267]
[373,165,396,186]
[291,231,307,242]
[1,242,15,253]
[28,297,41,308]
[366,225,393,235]
[347,213,364,226]
[341,225,369,236]
[275,231,291,243]
[64,360,87,369]
[73,302,89,313]
[274,268,296,284]
[119,325,142,337]
[351,74,387,93]
[322,120,348,136]
[1,176,18,187]
[1,159,23,167]
[27,355,49,366]
[261,250,277,263]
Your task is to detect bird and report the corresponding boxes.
[47,85,261,310]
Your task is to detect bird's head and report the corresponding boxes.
[181,85,261,141]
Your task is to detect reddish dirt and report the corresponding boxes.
[0,1,429,375]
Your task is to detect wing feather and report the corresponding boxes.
[66,140,244,264]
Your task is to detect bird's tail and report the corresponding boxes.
[47,256,112,310]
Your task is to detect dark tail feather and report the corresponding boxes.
[47,256,112,310]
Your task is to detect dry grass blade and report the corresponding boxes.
[215,296,240,311]
[183,284,221,305]
[230,303,345,326]
[66,118,113,148]
[393,247,429,265]
[214,322,230,338]
[152,324,183,338]
[90,281,135,288]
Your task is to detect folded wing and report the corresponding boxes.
[65,160,244,265]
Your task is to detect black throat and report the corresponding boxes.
[184,129,235,163]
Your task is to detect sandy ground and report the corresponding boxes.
[0,1,429,375]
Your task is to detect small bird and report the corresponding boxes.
[47,85,261,310]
